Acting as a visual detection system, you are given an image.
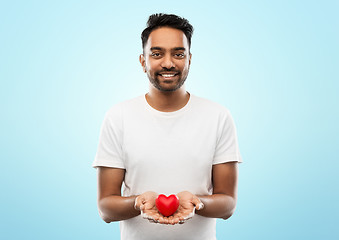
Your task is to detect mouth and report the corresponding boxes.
[157,72,179,80]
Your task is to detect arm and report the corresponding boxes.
[97,167,163,223]
[97,167,140,223]
[196,161,238,220]
[171,161,238,224]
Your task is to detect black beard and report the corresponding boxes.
[146,67,189,92]
[150,76,186,92]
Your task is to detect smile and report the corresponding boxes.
[162,74,176,77]
[158,72,179,78]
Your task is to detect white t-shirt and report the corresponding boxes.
[93,93,242,240]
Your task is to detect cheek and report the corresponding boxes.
[178,59,190,70]
[146,64,156,75]
[146,60,157,70]
[180,63,190,72]
[150,65,162,76]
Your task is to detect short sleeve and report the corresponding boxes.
[213,110,242,165]
[92,105,125,169]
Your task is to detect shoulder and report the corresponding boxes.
[105,95,144,118]
[190,94,231,117]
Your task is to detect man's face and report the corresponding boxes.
[140,27,192,92]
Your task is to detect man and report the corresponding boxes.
[93,13,242,240]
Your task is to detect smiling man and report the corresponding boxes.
[93,13,242,240]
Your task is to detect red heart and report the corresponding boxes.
[155,194,180,217]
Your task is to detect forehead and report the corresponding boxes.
[146,27,189,50]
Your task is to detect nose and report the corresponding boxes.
[160,54,175,69]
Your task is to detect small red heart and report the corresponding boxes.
[155,194,179,217]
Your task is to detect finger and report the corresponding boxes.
[157,219,166,224]
[145,215,157,222]
[148,218,159,224]
[157,216,167,224]
[153,213,160,221]
[172,216,180,225]
[174,213,183,221]
[168,216,175,225]
[161,216,170,225]
[141,211,155,221]
[141,211,150,220]
[169,216,173,225]
[143,211,160,221]
[179,217,188,224]
[182,209,195,221]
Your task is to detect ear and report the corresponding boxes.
[139,54,146,73]
[189,53,192,66]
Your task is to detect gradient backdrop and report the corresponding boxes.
[1,0,338,239]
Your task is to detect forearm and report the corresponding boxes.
[196,194,237,220]
[98,195,140,223]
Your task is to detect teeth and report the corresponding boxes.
[162,74,175,77]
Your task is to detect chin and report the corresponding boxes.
[149,76,186,92]
[156,86,178,92]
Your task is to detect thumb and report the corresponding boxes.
[134,196,144,210]
[192,197,204,210]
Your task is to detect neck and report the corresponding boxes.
[146,85,190,112]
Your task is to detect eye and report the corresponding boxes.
[151,52,162,58]
[174,53,185,58]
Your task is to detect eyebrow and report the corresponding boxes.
[150,47,186,51]
[150,47,162,51]
[173,47,186,51]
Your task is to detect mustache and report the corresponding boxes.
[157,67,180,74]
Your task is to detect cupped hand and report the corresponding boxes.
[171,191,204,224]
[134,191,166,223]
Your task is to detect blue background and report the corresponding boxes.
[1,0,338,239]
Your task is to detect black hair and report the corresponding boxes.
[141,13,194,51]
